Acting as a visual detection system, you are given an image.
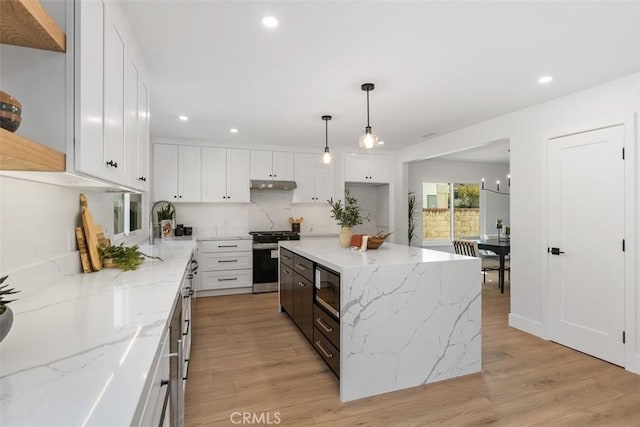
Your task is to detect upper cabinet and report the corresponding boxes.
[250,150,294,181]
[74,0,149,189]
[202,148,250,203]
[344,153,390,184]
[153,144,201,203]
[293,153,334,203]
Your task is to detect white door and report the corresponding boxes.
[227,149,250,203]
[272,151,294,180]
[293,153,317,202]
[153,144,178,202]
[548,125,625,366]
[178,146,202,202]
[202,147,227,202]
[250,150,273,180]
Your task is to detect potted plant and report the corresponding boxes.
[0,275,19,343]
[327,190,370,247]
[408,192,419,246]
[156,204,174,238]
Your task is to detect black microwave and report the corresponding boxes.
[314,265,340,319]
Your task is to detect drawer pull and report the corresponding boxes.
[218,259,238,263]
[295,263,308,271]
[218,245,238,248]
[282,254,292,261]
[316,341,333,358]
[298,281,305,287]
[315,317,333,333]
[218,277,238,282]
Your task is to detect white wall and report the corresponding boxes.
[393,73,639,371]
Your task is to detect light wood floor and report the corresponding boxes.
[185,274,640,426]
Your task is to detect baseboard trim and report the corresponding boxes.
[629,355,640,375]
[195,287,253,297]
[508,313,544,338]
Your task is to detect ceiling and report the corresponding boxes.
[438,140,510,164]
[120,1,639,150]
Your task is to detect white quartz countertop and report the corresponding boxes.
[279,238,469,273]
[0,240,196,427]
[196,235,251,241]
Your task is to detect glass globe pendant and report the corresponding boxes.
[358,83,380,149]
[321,115,332,164]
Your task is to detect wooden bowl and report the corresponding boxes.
[367,236,386,249]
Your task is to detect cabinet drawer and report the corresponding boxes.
[201,252,251,271]
[200,239,252,253]
[200,269,252,290]
[293,254,313,282]
[313,304,340,349]
[280,248,294,268]
[313,327,340,378]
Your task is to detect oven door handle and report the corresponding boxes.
[253,243,279,250]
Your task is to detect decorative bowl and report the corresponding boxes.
[367,236,387,249]
[0,91,22,132]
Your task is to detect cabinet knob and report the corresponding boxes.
[223,196,226,199]
[179,195,182,198]
[269,174,272,177]
[138,176,144,181]
[106,160,118,168]
[174,195,177,198]
[273,174,277,178]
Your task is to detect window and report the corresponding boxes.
[423,182,480,242]
[113,193,143,236]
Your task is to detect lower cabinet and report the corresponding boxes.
[279,251,340,377]
[196,239,253,296]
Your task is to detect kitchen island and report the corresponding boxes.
[279,238,481,402]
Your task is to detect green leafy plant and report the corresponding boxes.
[505,226,511,236]
[408,192,419,246]
[156,204,174,222]
[99,244,163,271]
[327,190,370,228]
[0,276,19,315]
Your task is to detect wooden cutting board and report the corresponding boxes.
[95,224,110,248]
[80,194,102,271]
[75,226,93,273]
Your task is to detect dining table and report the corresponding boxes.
[477,238,510,294]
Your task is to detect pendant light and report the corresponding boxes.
[322,115,332,164]
[359,82,379,149]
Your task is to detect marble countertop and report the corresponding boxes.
[0,240,196,426]
[279,238,470,273]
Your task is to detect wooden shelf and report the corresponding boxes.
[0,128,65,171]
[0,0,66,52]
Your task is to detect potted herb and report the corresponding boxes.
[327,190,369,247]
[99,244,163,271]
[156,204,174,238]
[0,275,19,343]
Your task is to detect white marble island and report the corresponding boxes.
[279,238,481,402]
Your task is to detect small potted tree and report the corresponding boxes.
[328,190,370,247]
[0,275,19,342]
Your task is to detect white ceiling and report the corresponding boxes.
[439,140,510,164]
[120,1,639,150]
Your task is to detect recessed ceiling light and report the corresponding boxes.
[378,141,385,145]
[538,75,553,84]
[262,16,278,28]
[179,115,188,121]
[229,128,238,133]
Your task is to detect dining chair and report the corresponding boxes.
[452,239,501,283]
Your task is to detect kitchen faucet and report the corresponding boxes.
[150,200,176,245]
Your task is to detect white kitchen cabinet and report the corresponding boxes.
[202,148,250,203]
[196,239,253,296]
[153,144,201,202]
[250,150,294,181]
[344,153,390,183]
[293,153,334,203]
[75,0,149,189]
[125,45,150,191]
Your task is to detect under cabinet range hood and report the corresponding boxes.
[250,180,297,190]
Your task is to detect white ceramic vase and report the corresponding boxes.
[338,227,353,247]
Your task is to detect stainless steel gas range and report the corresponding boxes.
[249,231,300,293]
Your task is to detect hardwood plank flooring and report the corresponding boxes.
[185,274,640,426]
